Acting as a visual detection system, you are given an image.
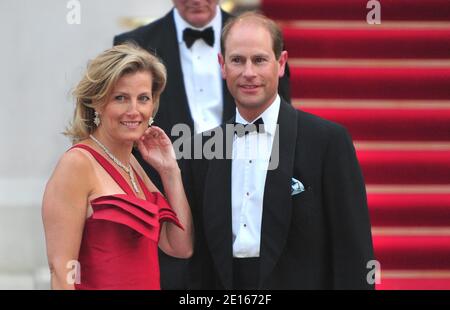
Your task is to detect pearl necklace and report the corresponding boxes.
[89,135,139,193]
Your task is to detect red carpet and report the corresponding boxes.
[263,0,450,21]
[262,0,450,289]
[373,236,450,270]
[377,278,450,290]
[302,107,450,141]
[290,67,450,99]
[284,28,450,59]
[358,149,450,184]
[369,193,450,227]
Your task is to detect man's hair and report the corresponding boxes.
[64,43,167,143]
[221,12,284,59]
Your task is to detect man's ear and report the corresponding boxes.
[218,53,226,79]
[278,51,288,78]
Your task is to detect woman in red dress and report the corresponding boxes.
[42,43,193,289]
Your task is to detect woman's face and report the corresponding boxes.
[97,71,154,143]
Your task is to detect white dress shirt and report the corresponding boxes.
[173,6,223,134]
[231,95,281,257]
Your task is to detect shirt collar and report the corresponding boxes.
[173,6,222,47]
[235,95,281,136]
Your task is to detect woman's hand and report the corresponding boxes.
[137,126,178,174]
[138,127,193,259]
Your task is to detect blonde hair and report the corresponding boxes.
[64,43,167,143]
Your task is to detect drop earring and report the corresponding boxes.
[94,111,101,127]
[148,117,154,127]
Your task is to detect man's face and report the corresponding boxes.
[219,21,287,119]
[172,0,218,28]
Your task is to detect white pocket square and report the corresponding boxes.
[291,178,305,196]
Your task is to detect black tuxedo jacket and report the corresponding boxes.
[114,9,291,141]
[181,100,375,289]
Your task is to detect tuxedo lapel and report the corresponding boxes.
[259,101,298,286]
[202,122,235,289]
[220,11,236,123]
[222,80,235,122]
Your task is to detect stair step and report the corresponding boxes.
[355,142,450,151]
[290,58,450,68]
[299,107,450,141]
[279,21,450,30]
[262,0,450,21]
[373,236,450,270]
[373,228,450,236]
[284,27,450,59]
[367,185,450,194]
[369,194,450,227]
[356,149,450,184]
[377,272,450,290]
[290,67,450,100]
[294,99,450,110]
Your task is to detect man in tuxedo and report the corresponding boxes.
[113,1,290,289]
[182,12,375,289]
[114,1,290,139]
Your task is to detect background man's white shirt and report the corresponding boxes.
[173,6,223,134]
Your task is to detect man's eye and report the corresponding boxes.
[231,57,241,64]
[255,57,266,64]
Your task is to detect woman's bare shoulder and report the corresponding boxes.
[46,145,96,192]
[43,146,96,215]
[58,147,93,173]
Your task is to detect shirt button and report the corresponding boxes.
[249,160,252,164]
[243,224,247,227]
[246,192,250,196]
[199,88,203,92]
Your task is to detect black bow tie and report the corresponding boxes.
[183,27,214,48]
[234,117,265,137]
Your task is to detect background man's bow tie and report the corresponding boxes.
[183,27,215,48]
[234,117,265,137]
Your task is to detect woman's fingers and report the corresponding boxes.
[139,126,172,155]
[141,128,157,141]
[150,126,172,144]
[136,140,148,158]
